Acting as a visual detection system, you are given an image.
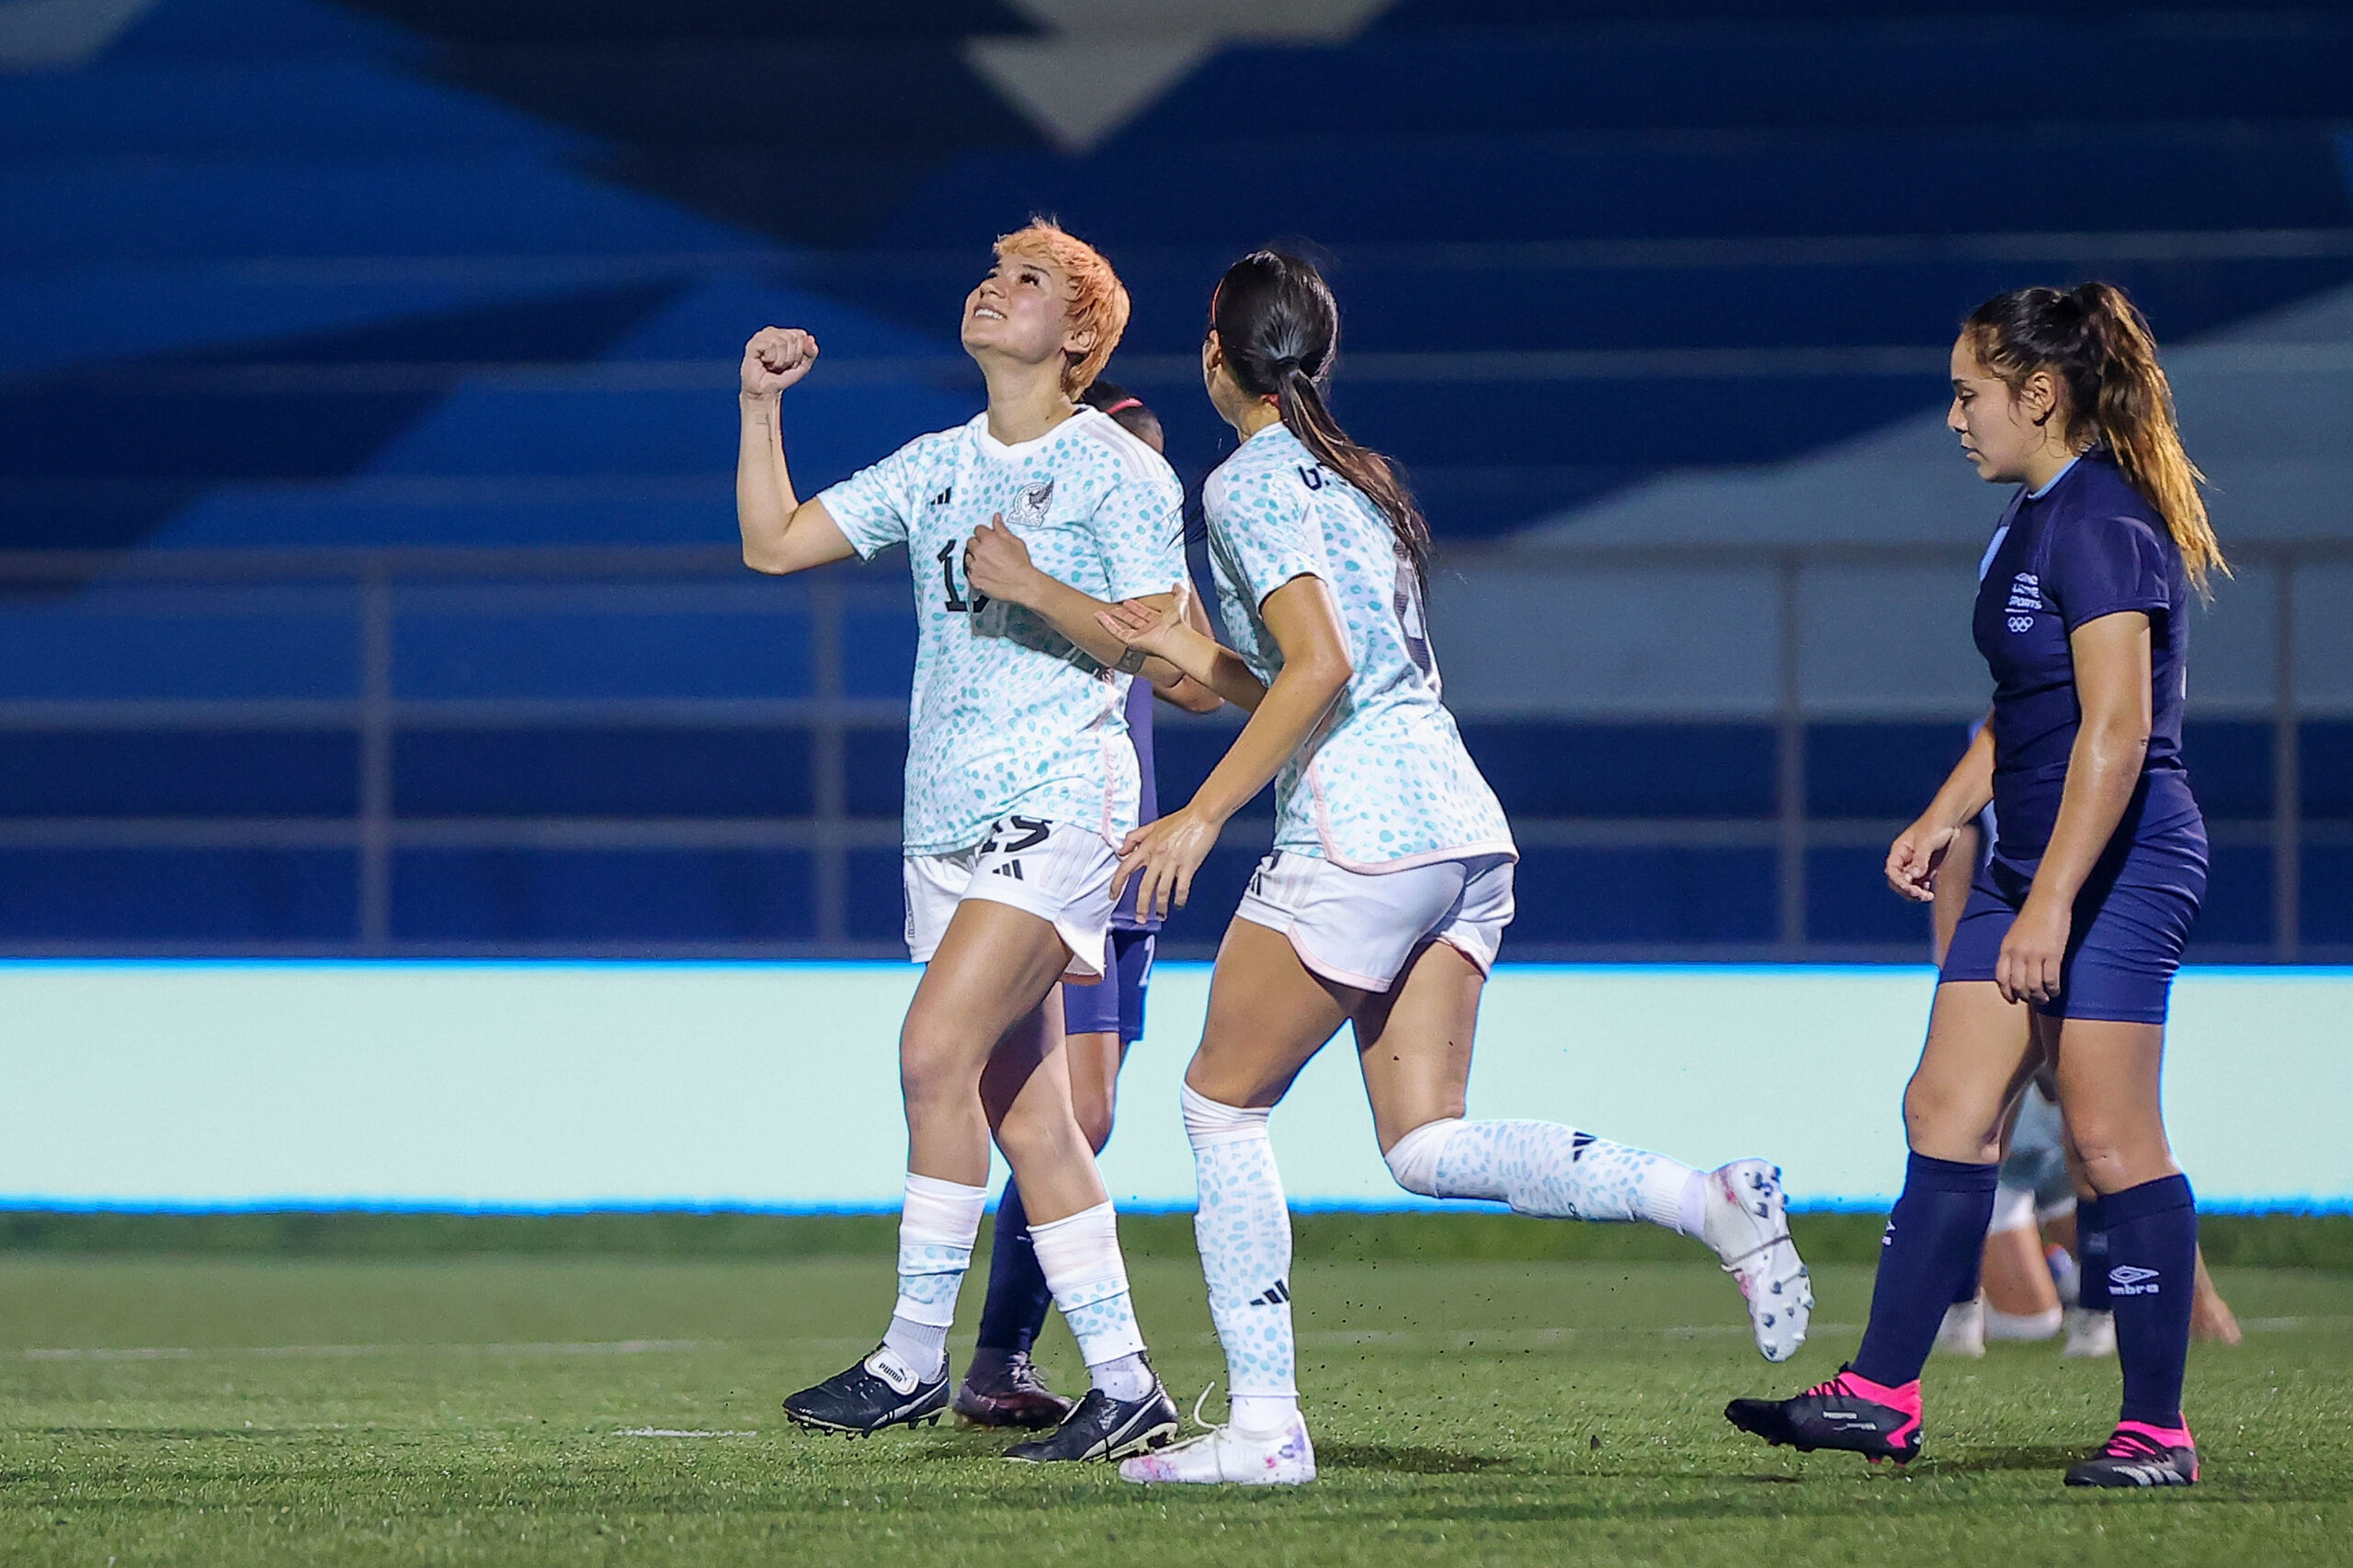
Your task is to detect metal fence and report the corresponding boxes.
[0,540,2343,962]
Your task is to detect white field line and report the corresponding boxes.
[613,1427,757,1438]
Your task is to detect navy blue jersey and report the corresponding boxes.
[1110,676,1163,932]
[1972,451,2200,860]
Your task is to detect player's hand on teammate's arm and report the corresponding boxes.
[1098,583,1267,710]
[1884,816,1959,903]
[740,327,818,398]
[1095,584,1195,663]
[961,516,1046,605]
[1114,805,1223,922]
[1995,893,2070,1006]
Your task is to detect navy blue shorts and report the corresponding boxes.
[1063,927,1154,1042]
[1940,819,2205,1025]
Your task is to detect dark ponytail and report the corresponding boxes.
[1211,251,1430,584]
[1963,281,2226,595]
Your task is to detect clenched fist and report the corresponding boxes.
[741,327,819,397]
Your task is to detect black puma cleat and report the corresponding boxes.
[783,1346,949,1437]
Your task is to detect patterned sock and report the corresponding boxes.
[1851,1153,2000,1388]
[2102,1174,2197,1427]
[1390,1118,1696,1231]
[2077,1196,2111,1311]
[1029,1200,1150,1395]
[881,1172,989,1381]
[971,1177,1053,1366]
[1183,1086,1297,1426]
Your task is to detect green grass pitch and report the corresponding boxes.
[0,1244,2347,1566]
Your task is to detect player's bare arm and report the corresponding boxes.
[959,515,1188,680]
[1887,714,1996,902]
[1097,581,1267,712]
[737,327,857,575]
[1113,573,1350,919]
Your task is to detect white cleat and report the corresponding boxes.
[1118,1391,1315,1487]
[1936,1295,1988,1358]
[2062,1305,2117,1359]
[1701,1159,1813,1363]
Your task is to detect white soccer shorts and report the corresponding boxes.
[904,816,1118,981]
[1233,849,1516,993]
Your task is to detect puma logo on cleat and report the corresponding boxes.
[1251,1280,1290,1306]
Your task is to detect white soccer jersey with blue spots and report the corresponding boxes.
[818,407,1186,856]
[1203,423,1514,871]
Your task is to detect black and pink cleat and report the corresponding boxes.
[2064,1421,2198,1487]
[1725,1366,1923,1465]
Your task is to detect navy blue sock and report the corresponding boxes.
[2076,1196,2110,1311]
[972,1178,1054,1357]
[2101,1174,2197,1427]
[1951,1245,1984,1306]
[1852,1153,2001,1388]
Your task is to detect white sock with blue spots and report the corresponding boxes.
[1183,1085,1299,1431]
[1385,1118,1699,1233]
[1029,1200,1154,1399]
[881,1172,990,1380]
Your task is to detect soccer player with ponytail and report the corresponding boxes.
[1729,282,2222,1489]
[1094,252,1813,1486]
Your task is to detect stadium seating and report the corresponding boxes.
[3,0,2349,955]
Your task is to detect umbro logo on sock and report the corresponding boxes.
[1251,1280,1290,1306]
[2109,1265,2161,1296]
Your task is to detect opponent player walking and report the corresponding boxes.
[1728,282,2225,1489]
[1092,252,1813,1487]
[957,382,1222,1429]
[735,223,1185,1462]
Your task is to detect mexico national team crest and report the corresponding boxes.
[1008,480,1054,528]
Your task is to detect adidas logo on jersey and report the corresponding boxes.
[928,486,953,506]
[1250,1279,1290,1306]
[990,860,1025,881]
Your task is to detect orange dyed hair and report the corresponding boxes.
[995,219,1130,397]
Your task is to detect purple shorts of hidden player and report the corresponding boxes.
[1940,819,2206,1026]
[1061,927,1154,1043]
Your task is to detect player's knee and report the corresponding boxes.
[993,1090,1083,1167]
[1901,1074,1975,1151]
[1382,1118,1461,1198]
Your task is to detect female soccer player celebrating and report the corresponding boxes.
[1092,252,1813,1487]
[1727,283,2224,1489]
[735,222,1188,1462]
[957,381,1223,1430]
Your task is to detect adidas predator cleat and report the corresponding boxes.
[1702,1159,1814,1362]
[1005,1376,1178,1463]
[954,1352,1074,1430]
[783,1346,949,1437]
[1725,1366,1923,1464]
[2064,1422,2197,1488]
[1120,1389,1315,1485]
